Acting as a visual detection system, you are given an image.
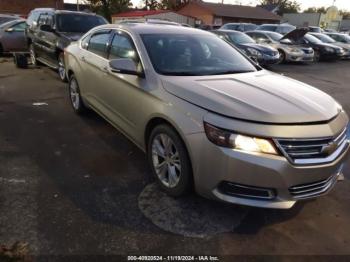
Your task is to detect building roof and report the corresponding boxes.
[112,10,171,18]
[198,1,281,21]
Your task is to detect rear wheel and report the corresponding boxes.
[147,124,193,197]
[29,43,38,66]
[69,74,87,114]
[58,53,67,82]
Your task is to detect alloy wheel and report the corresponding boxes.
[58,54,67,81]
[69,77,80,110]
[29,45,36,66]
[151,133,181,188]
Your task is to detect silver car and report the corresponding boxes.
[246,30,314,63]
[64,24,350,209]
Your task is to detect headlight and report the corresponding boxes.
[247,47,262,57]
[324,47,335,53]
[204,122,278,155]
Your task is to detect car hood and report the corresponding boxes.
[332,42,350,50]
[281,28,309,42]
[59,32,84,41]
[240,43,277,53]
[161,70,340,124]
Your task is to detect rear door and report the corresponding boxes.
[78,29,113,115]
[34,13,48,58]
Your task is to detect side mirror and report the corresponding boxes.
[109,58,144,77]
[40,24,54,32]
[5,28,14,33]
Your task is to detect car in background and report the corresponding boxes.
[309,32,350,59]
[308,26,323,33]
[326,32,350,44]
[118,19,181,26]
[64,23,350,209]
[26,9,107,81]
[220,23,257,32]
[0,14,18,25]
[0,19,27,55]
[256,23,296,35]
[246,30,314,63]
[212,29,280,65]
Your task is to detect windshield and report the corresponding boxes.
[305,34,322,44]
[56,14,107,33]
[313,34,336,43]
[141,33,257,76]
[266,32,283,42]
[227,32,256,44]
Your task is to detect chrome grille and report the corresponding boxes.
[275,127,349,165]
[289,173,339,199]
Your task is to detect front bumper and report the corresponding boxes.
[286,52,314,62]
[187,114,350,209]
[258,53,280,65]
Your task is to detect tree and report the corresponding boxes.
[304,7,327,13]
[340,10,350,19]
[143,0,161,10]
[83,0,132,21]
[259,0,301,15]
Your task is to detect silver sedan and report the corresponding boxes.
[64,24,349,209]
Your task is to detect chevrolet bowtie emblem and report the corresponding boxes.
[321,142,338,155]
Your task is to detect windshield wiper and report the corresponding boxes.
[208,70,255,75]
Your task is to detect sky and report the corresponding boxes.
[65,0,350,11]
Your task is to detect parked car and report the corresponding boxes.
[289,33,345,62]
[0,19,27,55]
[309,32,350,59]
[0,14,18,25]
[246,30,314,63]
[220,23,257,32]
[256,23,296,35]
[326,32,350,44]
[25,9,107,81]
[212,29,280,65]
[118,19,181,26]
[308,26,323,33]
[65,23,349,209]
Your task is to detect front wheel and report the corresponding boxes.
[314,50,320,62]
[147,125,193,197]
[277,49,286,64]
[58,53,67,82]
[69,74,87,114]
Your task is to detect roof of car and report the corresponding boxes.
[95,23,209,35]
[216,29,242,34]
[30,8,97,16]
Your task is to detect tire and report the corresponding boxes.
[0,43,3,56]
[13,53,28,69]
[277,49,286,64]
[68,74,87,114]
[314,50,320,62]
[147,124,193,197]
[58,52,67,82]
[29,43,38,66]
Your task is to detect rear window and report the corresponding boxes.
[258,25,277,31]
[56,14,107,33]
[0,17,16,25]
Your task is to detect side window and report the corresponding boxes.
[88,31,111,58]
[109,32,138,62]
[38,14,48,26]
[46,14,54,27]
[11,22,27,32]
[27,11,40,26]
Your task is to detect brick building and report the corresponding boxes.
[0,0,64,16]
[178,0,281,26]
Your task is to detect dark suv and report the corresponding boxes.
[25,9,107,81]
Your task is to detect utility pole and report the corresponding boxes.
[77,0,80,11]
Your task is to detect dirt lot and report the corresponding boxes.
[0,57,350,259]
